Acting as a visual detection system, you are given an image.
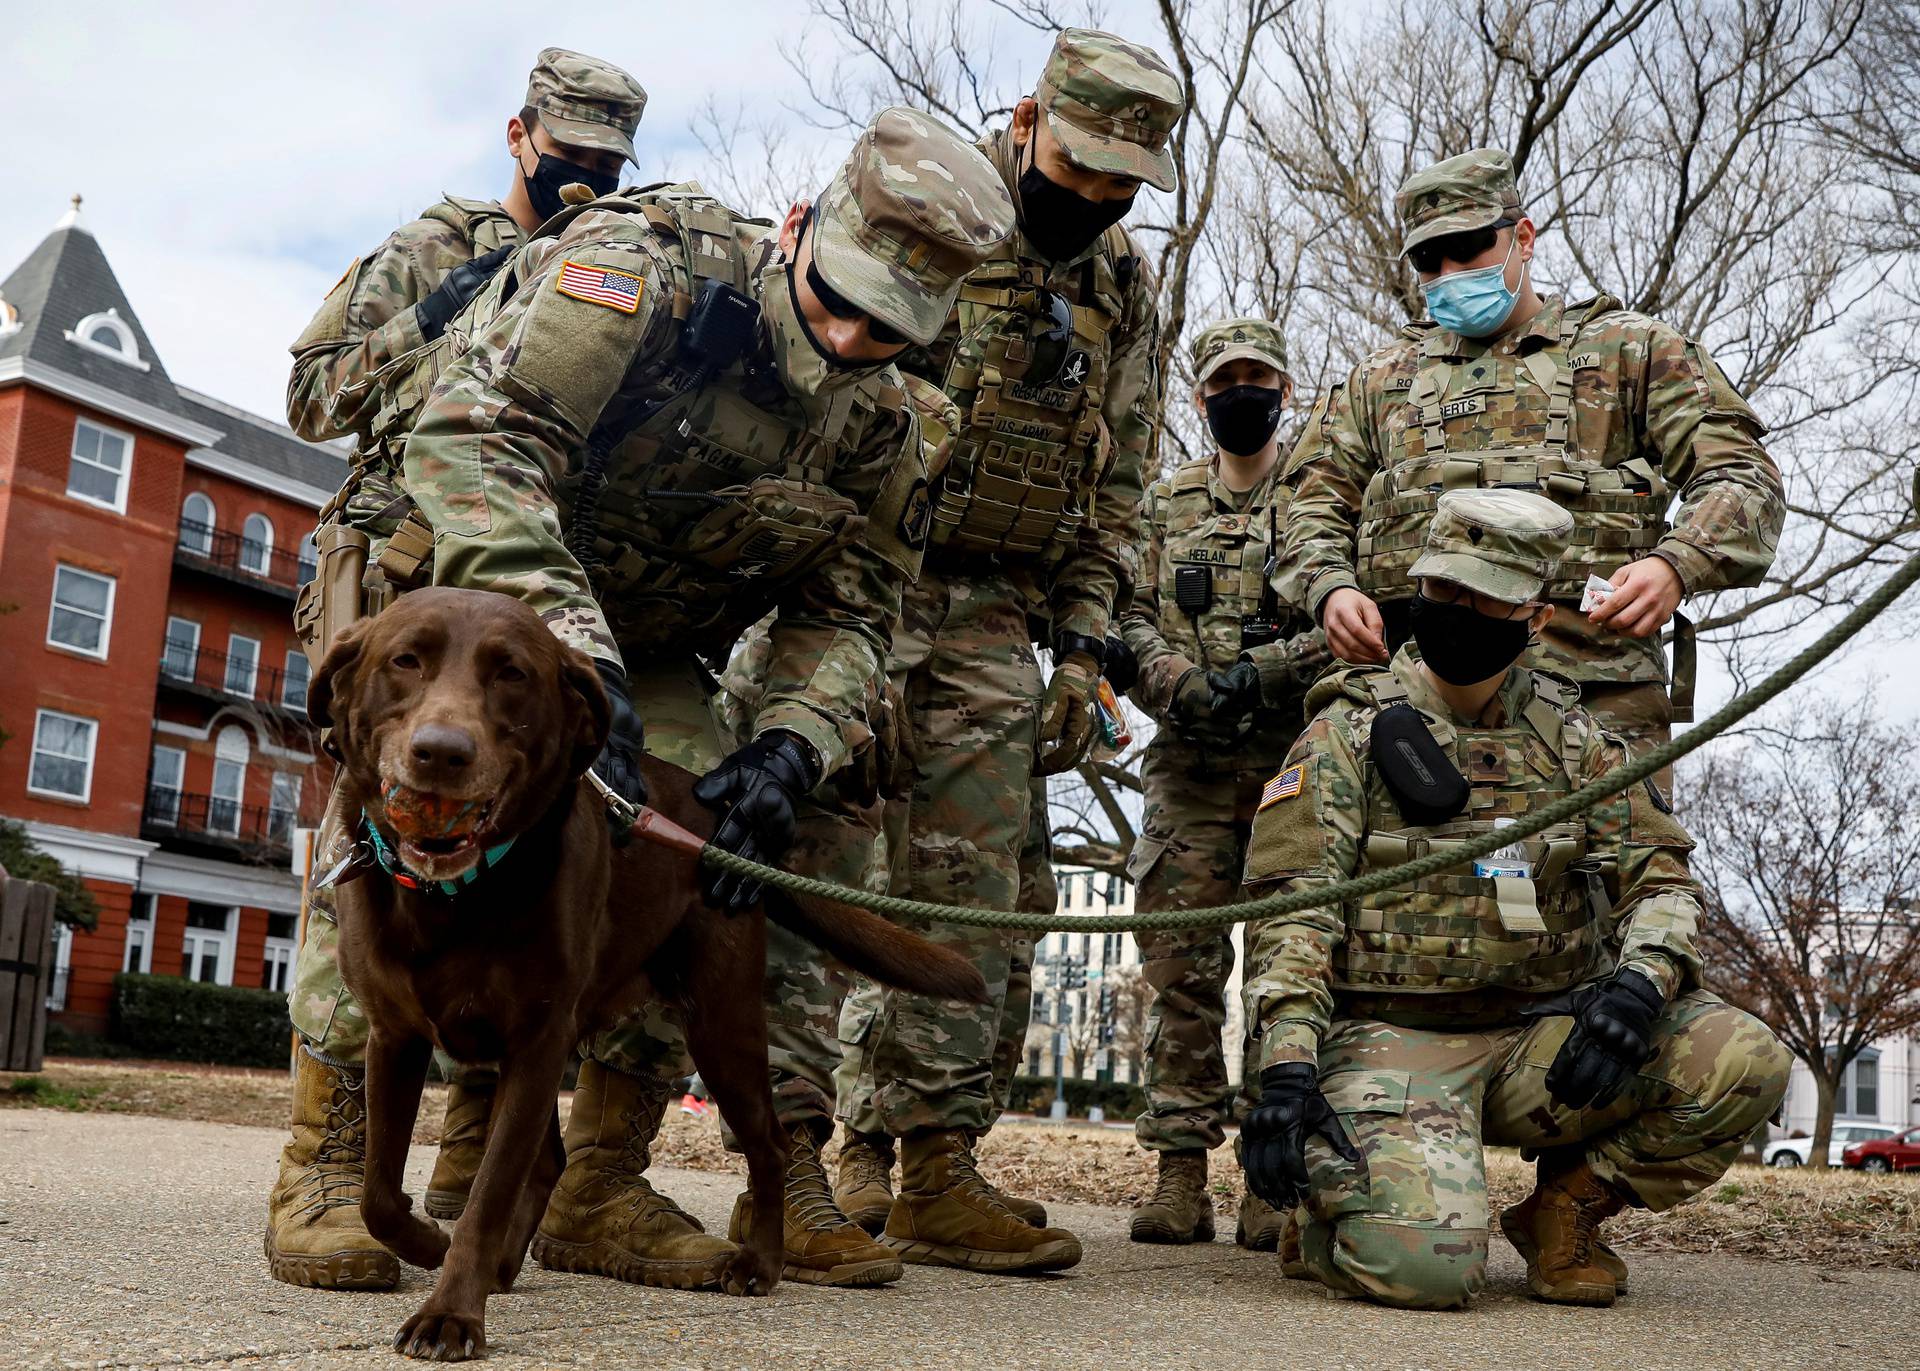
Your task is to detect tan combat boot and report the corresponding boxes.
[531,1059,736,1289]
[882,1129,1081,1273]
[424,1074,496,1221]
[1499,1161,1626,1306]
[264,1046,400,1290]
[1234,1187,1288,1254]
[1130,1150,1215,1244]
[1274,1205,1309,1280]
[834,1131,896,1235]
[968,1131,1048,1227]
[731,1122,902,1287]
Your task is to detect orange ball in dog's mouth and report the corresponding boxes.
[380,783,491,859]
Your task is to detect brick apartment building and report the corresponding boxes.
[0,197,345,1034]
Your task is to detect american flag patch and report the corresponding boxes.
[556,260,643,313]
[1260,764,1305,810]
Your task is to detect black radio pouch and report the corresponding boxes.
[1370,703,1470,825]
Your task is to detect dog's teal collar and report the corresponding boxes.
[361,810,516,897]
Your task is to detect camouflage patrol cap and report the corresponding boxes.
[1409,489,1571,604]
[810,107,1018,347]
[525,48,647,165]
[1396,148,1523,256]
[1190,317,1290,386]
[1034,28,1185,193]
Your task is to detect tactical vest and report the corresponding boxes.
[1355,298,1670,605]
[1333,668,1609,999]
[924,225,1131,560]
[1151,462,1286,671]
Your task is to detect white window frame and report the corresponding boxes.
[124,893,156,975]
[210,757,246,836]
[268,771,302,841]
[296,531,318,586]
[282,648,310,712]
[27,708,98,802]
[180,491,216,555]
[66,417,134,514]
[46,564,117,660]
[181,905,236,986]
[240,513,274,576]
[66,309,150,371]
[225,633,259,699]
[47,924,73,1011]
[262,937,296,993]
[161,616,200,680]
[149,745,185,824]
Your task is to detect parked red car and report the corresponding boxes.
[1843,1125,1920,1172]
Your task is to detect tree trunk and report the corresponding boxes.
[1808,1069,1840,1172]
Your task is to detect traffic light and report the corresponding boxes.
[1061,957,1087,990]
[1098,983,1113,1019]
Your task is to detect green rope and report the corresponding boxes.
[699,548,1920,933]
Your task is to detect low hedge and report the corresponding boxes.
[110,973,290,1068]
[1009,1073,1147,1121]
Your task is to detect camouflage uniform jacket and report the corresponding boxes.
[1241,646,1703,1070]
[1276,294,1783,687]
[397,186,923,774]
[286,195,521,444]
[896,125,1161,643]
[1121,457,1327,766]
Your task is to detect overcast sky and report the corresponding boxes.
[6,2,1908,727]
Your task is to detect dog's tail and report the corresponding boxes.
[767,891,989,1003]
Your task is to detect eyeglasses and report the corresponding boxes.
[1407,218,1516,275]
[1418,578,1539,620]
[804,254,912,347]
[1023,289,1076,387]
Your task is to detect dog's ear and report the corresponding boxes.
[307,617,373,737]
[559,647,612,778]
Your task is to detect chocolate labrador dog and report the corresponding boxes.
[310,587,984,1361]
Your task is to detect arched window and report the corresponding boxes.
[180,491,215,555]
[240,513,274,575]
[68,309,148,370]
[209,725,250,836]
[296,531,318,586]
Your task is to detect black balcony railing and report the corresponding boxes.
[175,520,315,598]
[158,642,307,715]
[143,786,295,860]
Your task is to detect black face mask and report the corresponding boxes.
[520,149,619,223]
[1408,595,1532,686]
[1016,134,1135,262]
[1203,385,1285,457]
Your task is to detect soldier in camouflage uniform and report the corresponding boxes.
[269,47,646,1293]
[1118,318,1329,1248]
[1276,148,1784,755]
[825,27,1181,1277]
[284,109,1015,1295]
[1239,489,1790,1310]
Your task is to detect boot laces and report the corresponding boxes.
[1151,1158,1204,1210]
[298,1081,370,1218]
[840,1141,892,1192]
[948,1138,1018,1219]
[612,1107,695,1225]
[786,1131,847,1233]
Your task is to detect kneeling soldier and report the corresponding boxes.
[1238,488,1789,1310]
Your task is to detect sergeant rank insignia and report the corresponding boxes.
[1260,764,1304,809]
[557,260,644,313]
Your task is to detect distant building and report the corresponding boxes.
[1777,1030,1920,1135]
[0,196,344,1034]
[1027,864,1252,1093]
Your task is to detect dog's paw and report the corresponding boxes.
[719,1247,779,1298]
[388,1217,451,1272]
[392,1306,485,1361]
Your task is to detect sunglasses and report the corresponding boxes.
[804,253,912,348]
[1418,577,1539,620]
[1407,217,1516,275]
[1023,289,1076,387]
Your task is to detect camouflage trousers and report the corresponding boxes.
[842,566,1041,1136]
[1296,993,1790,1310]
[836,771,1052,1136]
[1126,734,1290,1153]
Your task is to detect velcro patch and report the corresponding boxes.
[556,260,644,313]
[1260,764,1305,809]
[1569,352,1600,369]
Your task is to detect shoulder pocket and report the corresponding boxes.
[499,248,657,436]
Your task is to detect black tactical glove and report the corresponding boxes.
[1539,968,1666,1112]
[693,731,821,912]
[1102,633,1139,697]
[591,662,647,837]
[1240,1062,1366,1212]
[414,244,514,342]
[1206,659,1263,726]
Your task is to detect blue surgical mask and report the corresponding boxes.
[1420,236,1524,338]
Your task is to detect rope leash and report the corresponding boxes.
[631,545,1920,934]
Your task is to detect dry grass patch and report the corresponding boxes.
[11,1059,1915,1270]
